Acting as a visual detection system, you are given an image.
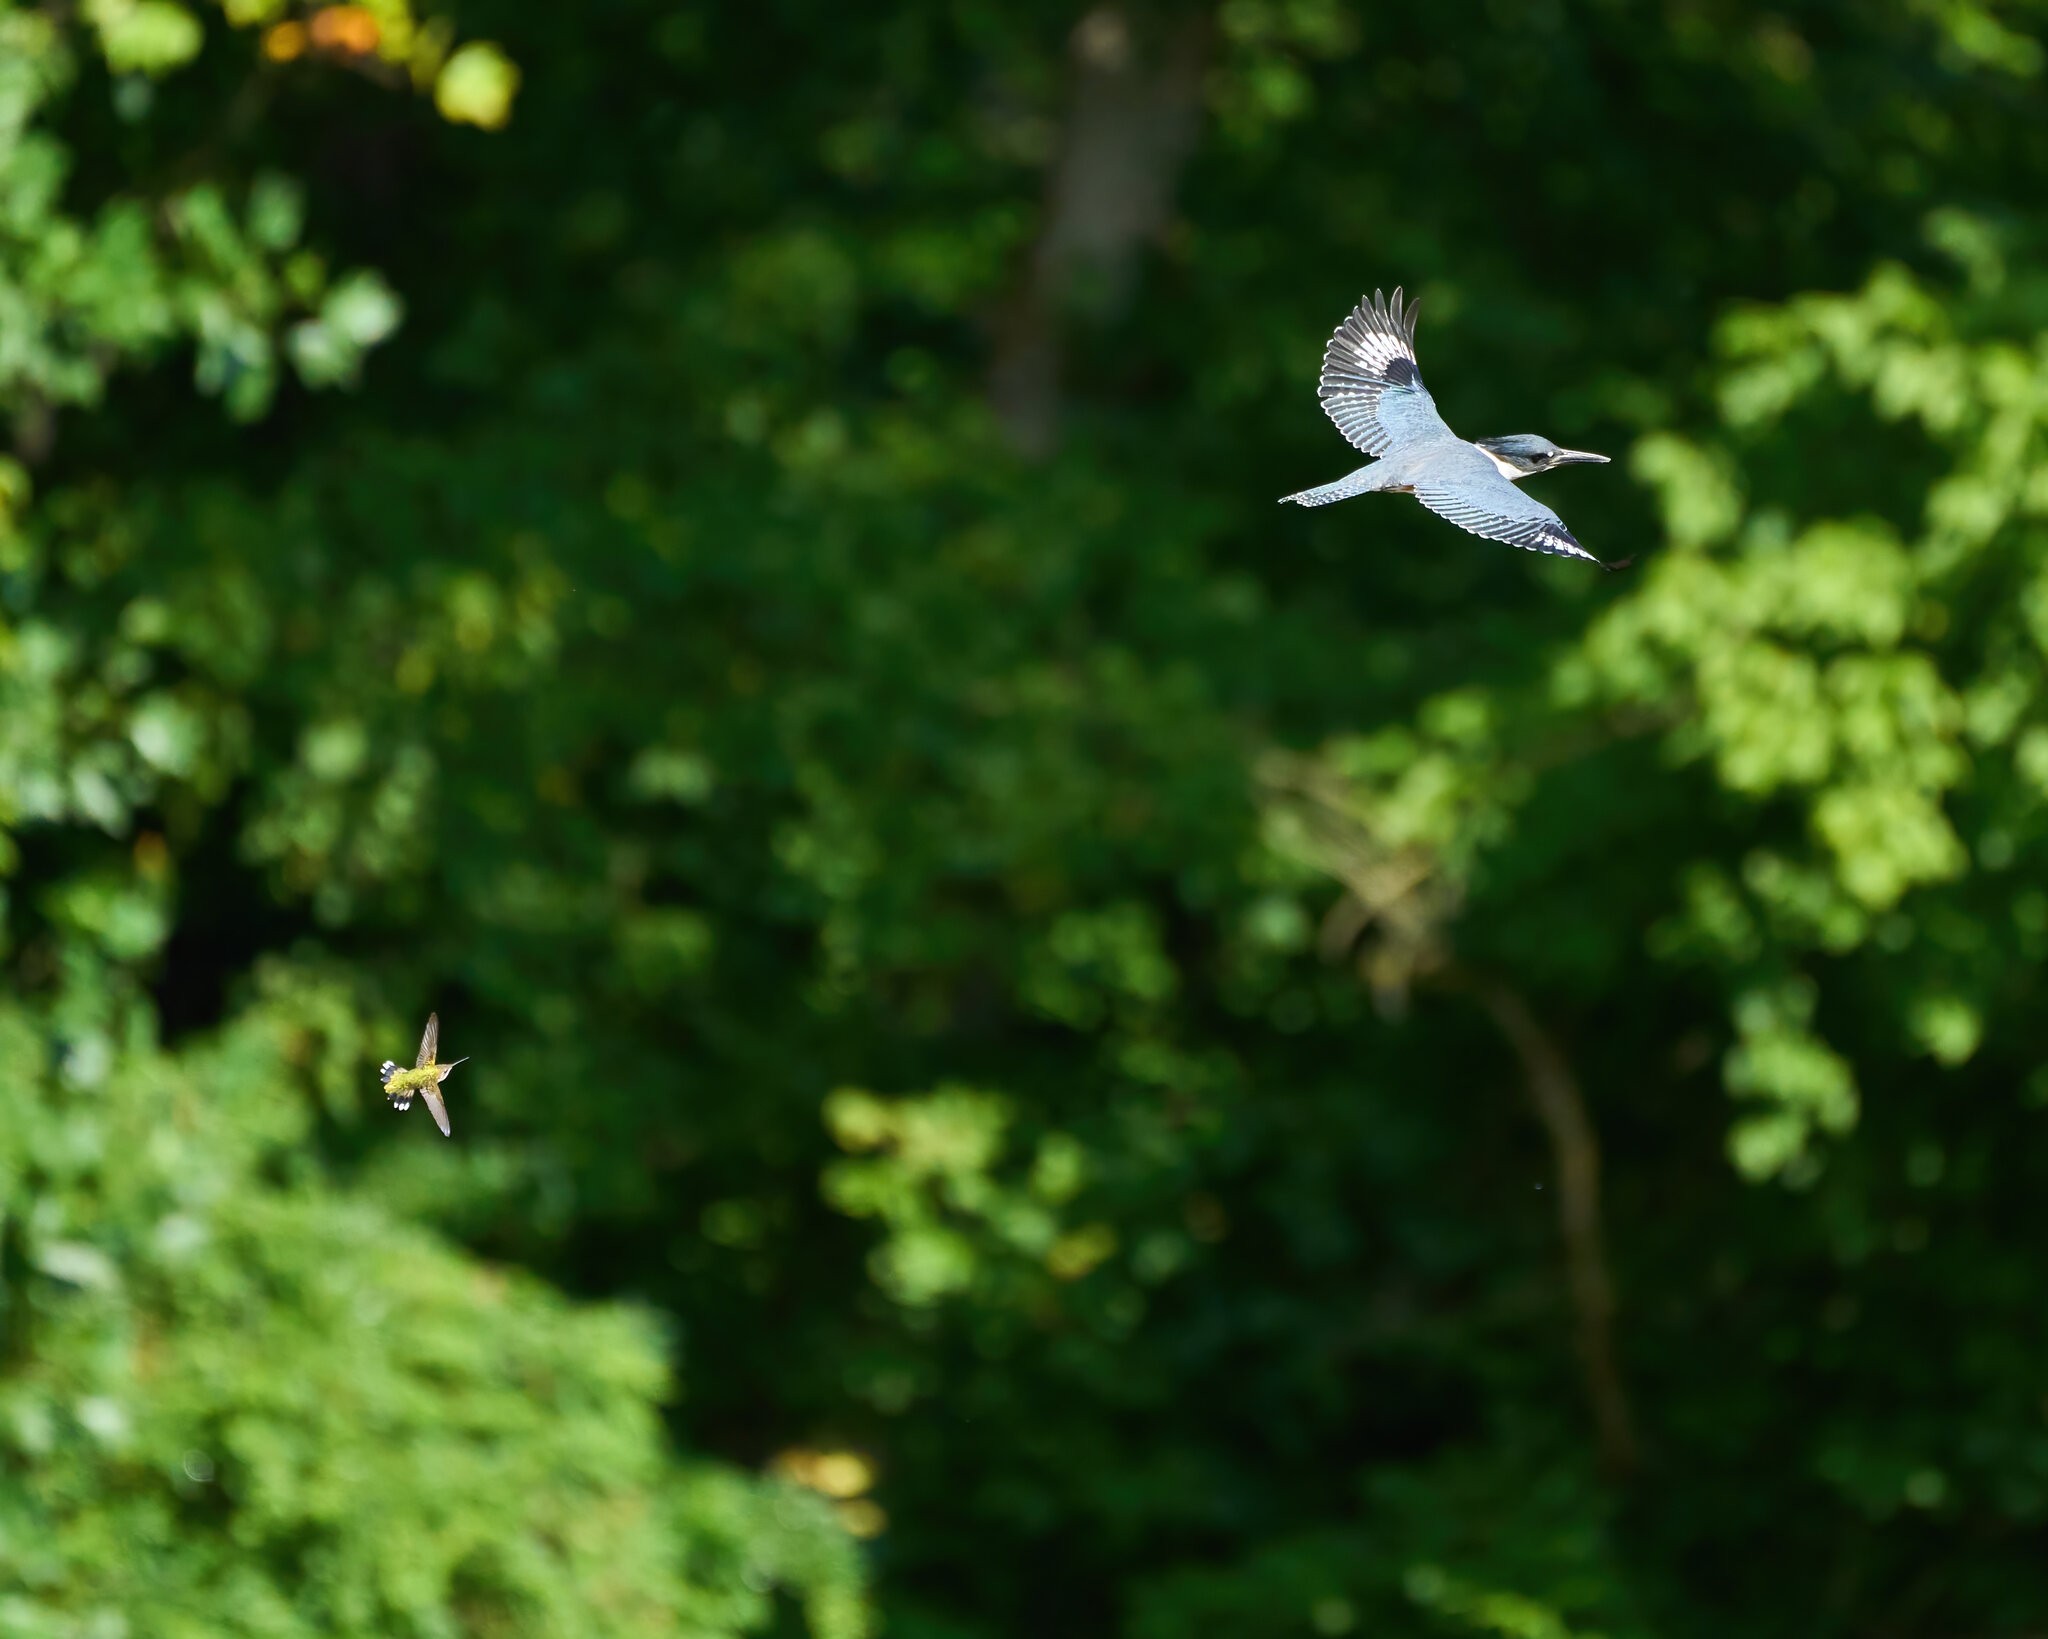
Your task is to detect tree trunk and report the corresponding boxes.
[988,5,1209,457]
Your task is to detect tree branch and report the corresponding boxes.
[1465,975,1640,1480]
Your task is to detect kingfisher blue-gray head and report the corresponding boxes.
[1279,289,1628,571]
[1472,434,1610,478]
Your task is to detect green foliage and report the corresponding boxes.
[84,0,206,78]
[0,8,869,1635]
[0,9,399,424]
[1314,235,2048,1177]
[434,42,520,131]
[8,0,2048,1636]
[0,950,867,1635]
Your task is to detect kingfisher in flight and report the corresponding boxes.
[1280,288,1626,570]
[379,1012,465,1138]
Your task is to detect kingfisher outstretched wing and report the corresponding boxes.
[1411,447,1621,568]
[1317,287,1454,457]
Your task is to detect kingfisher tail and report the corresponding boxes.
[1279,465,1389,508]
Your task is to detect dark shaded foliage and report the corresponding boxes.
[7,2,2048,1635]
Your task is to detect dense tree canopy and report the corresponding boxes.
[6,1,2048,1634]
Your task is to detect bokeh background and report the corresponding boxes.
[5,0,2048,1633]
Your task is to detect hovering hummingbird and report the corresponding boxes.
[378,1012,465,1138]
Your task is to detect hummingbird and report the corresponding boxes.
[378,1012,465,1138]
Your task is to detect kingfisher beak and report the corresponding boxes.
[1552,448,1610,466]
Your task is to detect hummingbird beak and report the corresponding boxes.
[1551,448,1610,466]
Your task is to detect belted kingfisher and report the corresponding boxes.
[1280,288,1625,570]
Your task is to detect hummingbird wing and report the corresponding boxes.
[416,1012,439,1070]
[421,1085,453,1137]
